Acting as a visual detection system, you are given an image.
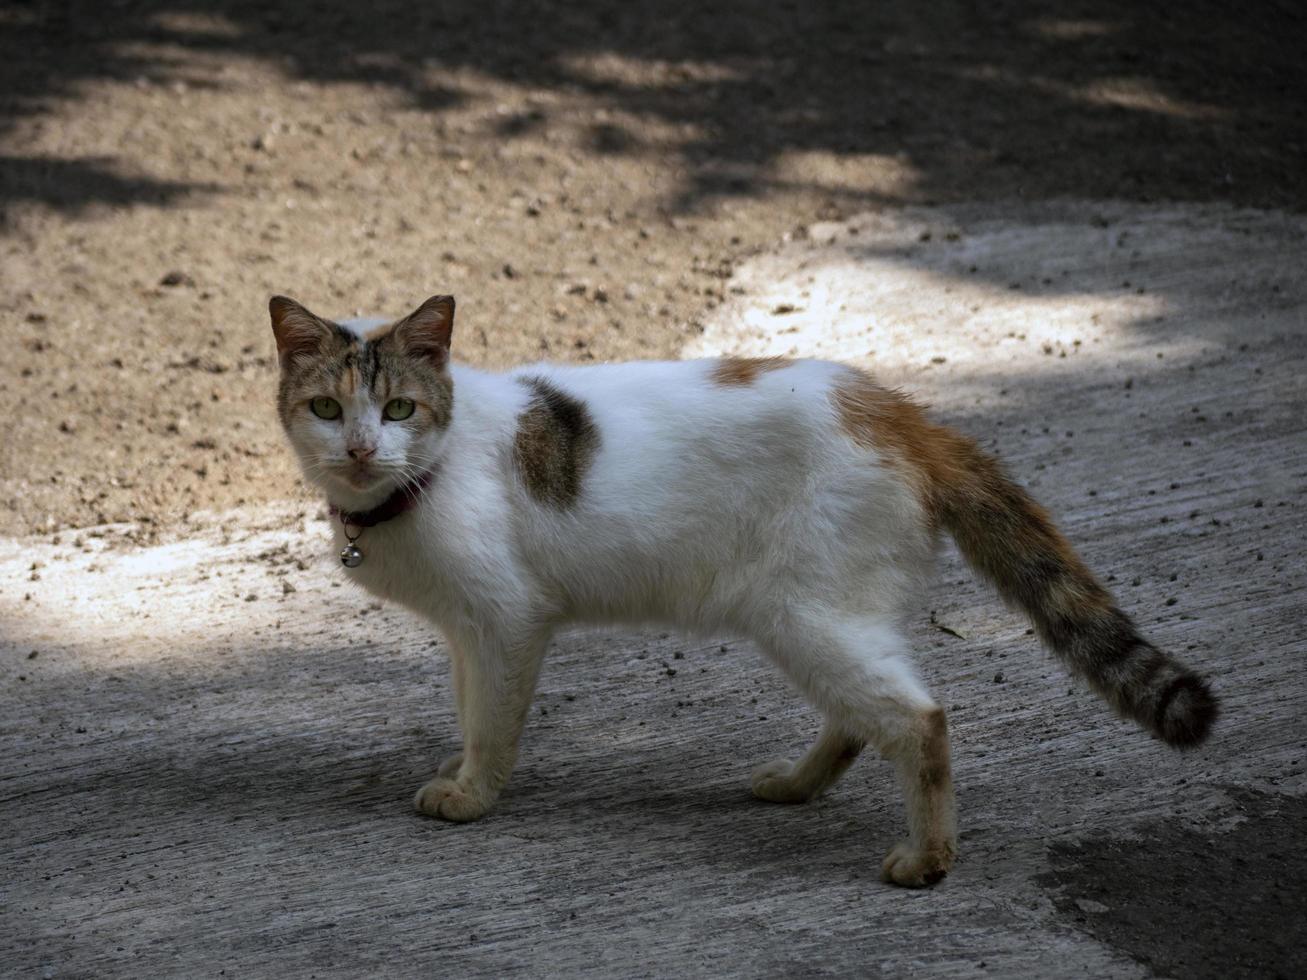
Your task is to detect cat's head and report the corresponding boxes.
[269,294,455,510]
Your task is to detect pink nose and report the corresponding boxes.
[347,445,376,461]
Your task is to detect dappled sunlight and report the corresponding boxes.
[147,9,244,40]
[2,1,1298,216]
[768,150,920,203]
[953,66,1230,123]
[687,237,1174,375]
[560,52,748,89]
[0,508,361,666]
[686,200,1305,401]
[1026,18,1118,41]
[1078,77,1230,121]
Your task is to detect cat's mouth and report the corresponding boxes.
[342,462,384,489]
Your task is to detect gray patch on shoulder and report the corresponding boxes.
[513,376,599,508]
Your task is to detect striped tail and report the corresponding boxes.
[831,372,1219,746]
[922,427,1218,747]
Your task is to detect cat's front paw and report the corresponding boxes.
[413,776,492,822]
[880,839,955,888]
[750,758,814,804]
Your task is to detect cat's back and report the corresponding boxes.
[508,356,849,434]
[500,356,871,514]
[495,356,916,621]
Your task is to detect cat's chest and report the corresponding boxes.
[332,519,448,611]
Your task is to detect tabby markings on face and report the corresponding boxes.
[272,298,455,434]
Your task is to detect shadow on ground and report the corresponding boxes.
[0,154,215,217]
[2,0,1303,214]
[1039,790,1307,980]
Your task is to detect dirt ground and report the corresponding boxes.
[3,3,1306,978]
[2,0,1305,534]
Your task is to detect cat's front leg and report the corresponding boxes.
[414,628,549,822]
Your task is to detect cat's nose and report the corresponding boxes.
[347,445,376,461]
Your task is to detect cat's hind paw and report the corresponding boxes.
[414,776,492,822]
[880,839,954,888]
[436,752,463,778]
[750,758,816,804]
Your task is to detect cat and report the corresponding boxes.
[269,292,1218,888]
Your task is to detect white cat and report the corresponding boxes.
[270,293,1217,887]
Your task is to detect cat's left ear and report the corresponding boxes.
[269,295,332,366]
[394,295,455,368]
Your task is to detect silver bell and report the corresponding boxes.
[340,543,364,567]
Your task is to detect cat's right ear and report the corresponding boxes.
[269,296,331,366]
[393,295,455,368]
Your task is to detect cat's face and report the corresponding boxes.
[269,295,455,508]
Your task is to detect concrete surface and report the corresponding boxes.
[3,201,1305,977]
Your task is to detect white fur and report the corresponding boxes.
[337,316,390,336]
[289,356,957,884]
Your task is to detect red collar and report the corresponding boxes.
[329,468,436,528]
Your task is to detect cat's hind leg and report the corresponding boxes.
[876,703,956,888]
[751,723,864,803]
[758,614,957,887]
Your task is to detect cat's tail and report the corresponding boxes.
[915,418,1218,747]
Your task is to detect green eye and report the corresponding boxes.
[310,397,341,420]
[383,398,415,421]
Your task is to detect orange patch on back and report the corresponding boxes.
[710,356,790,387]
[831,369,958,507]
